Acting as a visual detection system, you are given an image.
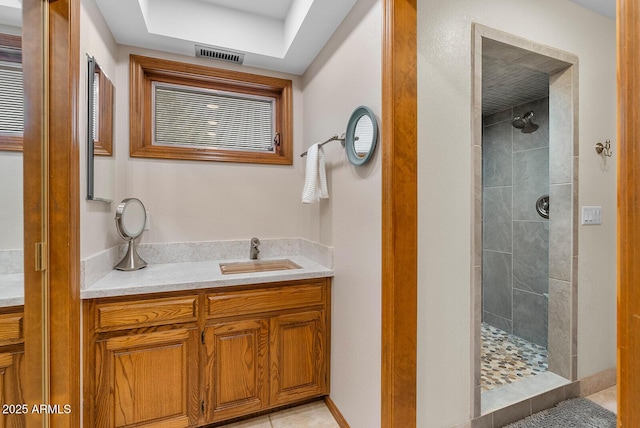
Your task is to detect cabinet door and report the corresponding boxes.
[0,351,25,428]
[203,319,268,422]
[95,328,199,428]
[269,310,327,406]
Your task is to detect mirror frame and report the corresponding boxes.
[345,105,378,166]
[115,198,147,239]
[87,54,114,201]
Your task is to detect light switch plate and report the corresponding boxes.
[582,206,602,225]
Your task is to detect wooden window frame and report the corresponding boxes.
[92,63,114,156]
[0,33,22,152]
[129,54,293,165]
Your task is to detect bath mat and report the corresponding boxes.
[504,398,616,428]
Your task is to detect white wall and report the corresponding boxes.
[417,1,616,427]
[80,0,121,257]
[109,46,305,247]
[80,34,308,258]
[301,0,381,426]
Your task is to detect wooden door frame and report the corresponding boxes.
[23,0,80,426]
[381,0,417,427]
[617,0,639,426]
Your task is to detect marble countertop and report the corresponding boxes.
[0,273,24,308]
[81,255,334,300]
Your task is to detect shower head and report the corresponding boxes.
[512,117,526,129]
[511,111,538,134]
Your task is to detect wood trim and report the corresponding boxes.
[94,65,113,156]
[23,0,81,426]
[324,397,350,428]
[381,1,417,428]
[22,1,46,424]
[617,0,640,425]
[0,135,23,152]
[49,0,81,424]
[129,54,293,165]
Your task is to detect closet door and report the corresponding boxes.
[22,0,81,426]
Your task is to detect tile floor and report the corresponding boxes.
[481,323,548,392]
[586,385,617,414]
[215,386,617,427]
[481,371,571,414]
[218,401,339,428]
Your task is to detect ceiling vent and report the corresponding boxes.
[195,45,245,65]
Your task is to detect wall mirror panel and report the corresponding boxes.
[0,21,24,303]
[87,55,114,202]
[0,4,33,425]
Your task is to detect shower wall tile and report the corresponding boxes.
[549,184,572,281]
[474,145,483,267]
[483,121,512,187]
[513,221,549,295]
[513,97,549,152]
[513,147,549,221]
[483,187,513,253]
[483,250,512,320]
[483,107,512,126]
[550,70,574,185]
[548,279,572,379]
[483,311,513,333]
[474,266,482,390]
[573,156,579,257]
[513,289,548,348]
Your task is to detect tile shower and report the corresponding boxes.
[482,97,550,390]
[473,26,579,420]
[482,97,550,348]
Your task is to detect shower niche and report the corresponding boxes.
[473,25,579,417]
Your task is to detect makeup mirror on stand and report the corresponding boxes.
[115,198,147,270]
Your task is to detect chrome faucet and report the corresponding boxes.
[250,237,260,260]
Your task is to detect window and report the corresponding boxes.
[0,33,22,152]
[130,55,293,165]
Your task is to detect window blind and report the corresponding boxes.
[354,115,374,155]
[0,61,23,135]
[153,83,275,152]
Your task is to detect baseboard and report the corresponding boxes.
[579,367,616,397]
[324,396,350,428]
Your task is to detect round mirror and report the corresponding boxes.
[345,106,378,166]
[115,198,147,239]
[114,198,148,271]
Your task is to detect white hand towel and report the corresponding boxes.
[302,143,329,204]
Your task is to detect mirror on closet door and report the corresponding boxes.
[0,24,24,307]
[87,55,115,202]
[0,5,28,426]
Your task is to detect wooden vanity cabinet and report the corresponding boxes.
[85,295,201,428]
[202,318,269,422]
[204,280,329,423]
[269,309,327,406]
[0,308,25,428]
[84,278,330,428]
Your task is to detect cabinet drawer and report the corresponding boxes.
[96,296,198,332]
[208,282,325,319]
[0,313,23,345]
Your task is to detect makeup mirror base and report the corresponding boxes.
[115,238,147,271]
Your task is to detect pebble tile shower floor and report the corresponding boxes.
[481,323,548,392]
